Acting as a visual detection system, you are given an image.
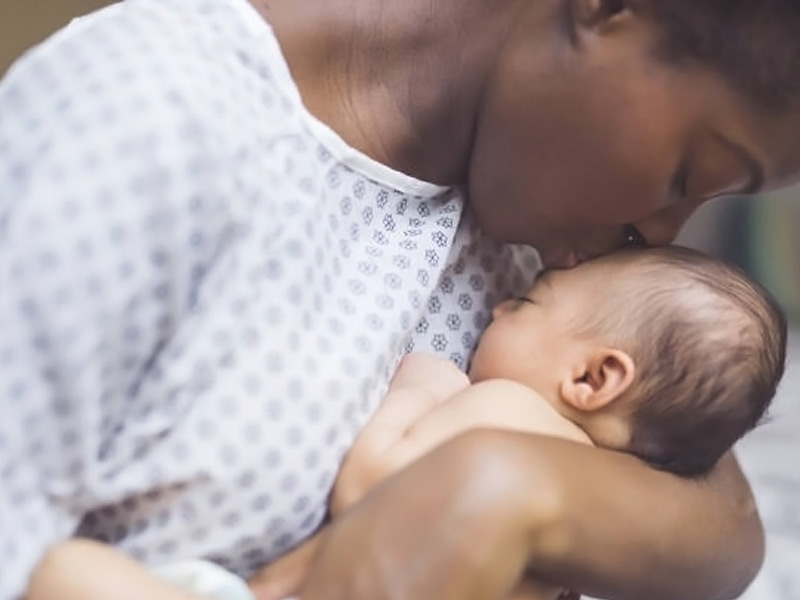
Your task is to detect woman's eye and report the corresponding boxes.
[622,224,647,249]
[516,296,536,306]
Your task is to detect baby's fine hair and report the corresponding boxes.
[587,246,787,477]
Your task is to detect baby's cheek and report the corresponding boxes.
[468,332,511,382]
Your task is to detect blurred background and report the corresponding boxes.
[679,197,800,600]
[1,2,798,598]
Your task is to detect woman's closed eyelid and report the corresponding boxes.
[671,159,690,198]
[622,224,647,249]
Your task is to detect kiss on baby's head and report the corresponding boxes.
[471,246,787,478]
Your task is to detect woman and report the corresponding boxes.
[4,0,800,598]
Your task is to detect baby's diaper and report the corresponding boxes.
[151,560,256,600]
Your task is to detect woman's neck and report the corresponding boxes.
[250,0,528,184]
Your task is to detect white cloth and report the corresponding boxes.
[152,560,256,600]
[0,0,540,597]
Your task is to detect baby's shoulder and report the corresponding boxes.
[391,353,471,400]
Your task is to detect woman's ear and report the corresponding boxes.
[559,348,635,412]
[570,0,632,31]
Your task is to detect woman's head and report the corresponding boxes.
[467,0,800,266]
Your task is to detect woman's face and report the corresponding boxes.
[467,2,800,268]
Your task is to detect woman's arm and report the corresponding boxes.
[296,430,761,600]
[509,436,762,600]
[251,379,588,600]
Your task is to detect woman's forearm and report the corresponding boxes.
[472,431,763,600]
[278,428,762,600]
[27,539,204,600]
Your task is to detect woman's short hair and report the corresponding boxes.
[646,0,800,111]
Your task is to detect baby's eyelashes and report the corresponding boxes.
[492,297,533,319]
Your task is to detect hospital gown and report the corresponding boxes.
[0,0,540,596]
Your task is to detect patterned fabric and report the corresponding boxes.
[0,0,540,597]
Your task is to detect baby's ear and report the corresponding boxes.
[560,349,635,412]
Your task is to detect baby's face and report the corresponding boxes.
[469,260,609,396]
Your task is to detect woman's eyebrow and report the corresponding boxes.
[711,131,765,194]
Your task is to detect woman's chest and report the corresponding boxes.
[75,168,539,576]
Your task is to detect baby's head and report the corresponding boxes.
[470,246,787,477]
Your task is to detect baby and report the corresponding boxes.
[333,244,787,509]
[375,243,787,475]
[29,246,787,600]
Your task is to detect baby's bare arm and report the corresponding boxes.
[330,353,469,513]
[332,369,590,516]
[28,539,203,600]
[253,377,584,600]
[388,379,592,469]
